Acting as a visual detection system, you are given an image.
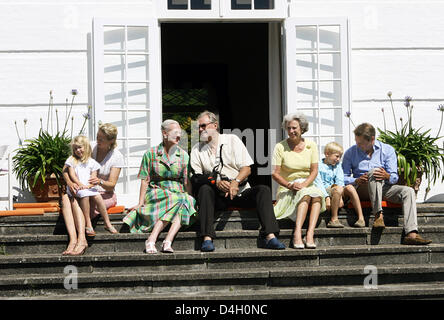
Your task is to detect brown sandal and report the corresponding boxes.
[69,243,88,256]
[85,227,96,237]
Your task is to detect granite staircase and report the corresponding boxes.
[1,204,444,299]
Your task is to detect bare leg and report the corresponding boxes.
[144,218,171,253]
[330,186,344,222]
[165,214,181,243]
[345,185,365,222]
[70,197,88,255]
[147,219,170,243]
[71,198,87,242]
[293,196,310,246]
[61,194,77,254]
[79,196,93,232]
[306,197,321,244]
[92,194,117,233]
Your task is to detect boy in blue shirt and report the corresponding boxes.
[316,142,365,228]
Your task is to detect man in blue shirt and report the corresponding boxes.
[342,123,431,245]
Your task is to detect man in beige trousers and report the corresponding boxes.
[342,123,431,245]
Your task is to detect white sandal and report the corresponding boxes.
[145,240,157,254]
[303,237,317,249]
[292,243,305,249]
[161,240,174,253]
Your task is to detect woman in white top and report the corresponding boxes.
[88,124,125,220]
[61,123,123,256]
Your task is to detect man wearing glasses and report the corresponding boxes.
[190,111,285,252]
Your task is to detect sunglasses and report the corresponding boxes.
[199,122,214,129]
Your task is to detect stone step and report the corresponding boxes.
[2,203,442,301]
[1,226,443,255]
[0,263,444,298]
[2,281,444,300]
[0,244,443,276]
[1,207,444,236]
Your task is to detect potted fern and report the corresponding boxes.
[377,92,444,200]
[12,90,91,202]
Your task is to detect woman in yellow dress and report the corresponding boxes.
[272,113,326,249]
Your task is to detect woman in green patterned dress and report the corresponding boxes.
[123,119,197,254]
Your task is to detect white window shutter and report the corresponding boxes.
[283,17,351,154]
[92,18,162,206]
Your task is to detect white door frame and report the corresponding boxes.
[93,15,351,205]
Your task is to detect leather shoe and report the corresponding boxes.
[403,234,432,245]
[354,219,366,228]
[372,216,385,229]
[259,237,285,250]
[201,240,215,252]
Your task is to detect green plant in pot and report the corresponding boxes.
[377,92,444,200]
[12,90,91,202]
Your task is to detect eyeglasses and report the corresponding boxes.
[199,122,214,129]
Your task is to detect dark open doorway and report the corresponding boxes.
[161,22,270,187]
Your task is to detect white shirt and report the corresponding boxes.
[91,144,125,193]
[190,133,254,195]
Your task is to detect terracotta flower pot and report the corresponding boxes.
[29,176,66,203]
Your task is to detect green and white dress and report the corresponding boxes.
[272,139,326,221]
[123,143,197,233]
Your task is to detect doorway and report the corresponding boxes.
[161,22,272,186]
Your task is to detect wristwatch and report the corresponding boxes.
[234,178,242,183]
[99,179,104,186]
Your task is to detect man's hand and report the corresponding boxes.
[355,173,369,186]
[216,180,231,194]
[373,167,390,181]
[228,180,240,200]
